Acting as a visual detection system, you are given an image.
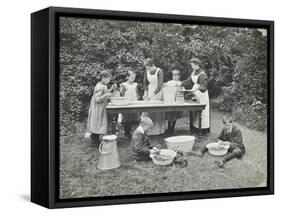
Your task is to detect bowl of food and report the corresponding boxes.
[150,149,177,166]
[109,97,131,106]
[206,142,230,156]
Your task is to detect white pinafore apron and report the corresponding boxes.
[146,69,166,135]
[118,82,138,123]
[191,71,210,129]
[123,82,138,101]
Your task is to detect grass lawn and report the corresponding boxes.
[59,103,267,199]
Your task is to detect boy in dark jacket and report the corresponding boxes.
[188,114,245,168]
[132,116,159,161]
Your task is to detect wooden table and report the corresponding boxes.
[106,101,206,135]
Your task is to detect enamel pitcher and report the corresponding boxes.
[97,135,121,170]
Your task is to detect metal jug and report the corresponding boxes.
[97,135,121,170]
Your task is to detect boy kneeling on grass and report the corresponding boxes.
[188,114,245,168]
[132,116,159,162]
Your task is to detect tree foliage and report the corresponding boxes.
[59,17,268,135]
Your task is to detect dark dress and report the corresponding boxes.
[182,69,210,133]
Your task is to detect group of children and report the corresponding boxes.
[86,68,183,144]
[85,68,245,168]
[131,113,245,168]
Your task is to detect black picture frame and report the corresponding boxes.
[31,6,274,209]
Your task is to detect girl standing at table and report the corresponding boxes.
[119,70,140,138]
[143,58,166,135]
[164,69,183,133]
[182,58,210,133]
[86,70,117,146]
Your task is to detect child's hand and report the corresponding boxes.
[120,84,128,91]
[110,83,117,91]
[222,141,231,146]
[150,147,160,155]
[84,132,91,139]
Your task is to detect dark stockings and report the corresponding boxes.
[124,123,132,138]
[90,133,100,147]
[168,121,176,133]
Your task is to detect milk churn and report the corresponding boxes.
[97,135,121,170]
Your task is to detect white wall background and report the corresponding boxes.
[0,0,279,214]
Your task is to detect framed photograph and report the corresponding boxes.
[31,7,274,208]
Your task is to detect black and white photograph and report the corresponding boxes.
[58,16,270,199]
[1,0,280,213]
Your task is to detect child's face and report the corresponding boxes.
[191,62,200,71]
[172,72,180,81]
[128,73,136,83]
[145,66,155,73]
[142,123,153,132]
[223,120,233,131]
[102,77,111,84]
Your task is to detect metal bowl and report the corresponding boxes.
[206,142,230,156]
[165,135,195,153]
[109,97,131,106]
[150,149,177,166]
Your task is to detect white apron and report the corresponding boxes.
[146,68,166,135]
[122,82,138,101]
[191,71,210,129]
[118,82,138,123]
[163,80,182,103]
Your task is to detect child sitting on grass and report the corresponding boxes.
[132,116,159,161]
[188,114,245,168]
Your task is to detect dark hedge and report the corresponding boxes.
[59,17,268,135]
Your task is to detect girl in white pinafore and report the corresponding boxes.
[182,58,210,133]
[119,71,139,138]
[191,71,210,130]
[145,68,166,135]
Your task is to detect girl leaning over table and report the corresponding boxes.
[182,58,210,133]
[142,58,166,136]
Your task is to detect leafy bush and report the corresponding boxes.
[59,17,268,135]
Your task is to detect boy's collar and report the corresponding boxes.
[137,125,145,134]
[226,124,233,133]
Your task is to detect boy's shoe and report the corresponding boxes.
[214,160,225,168]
